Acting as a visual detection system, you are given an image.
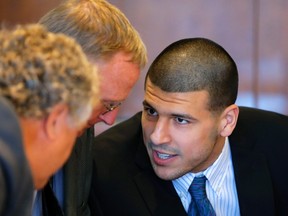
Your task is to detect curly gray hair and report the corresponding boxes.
[0,24,99,127]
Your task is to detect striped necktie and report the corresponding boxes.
[188,176,216,216]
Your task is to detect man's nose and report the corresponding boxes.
[150,118,171,145]
[98,108,120,125]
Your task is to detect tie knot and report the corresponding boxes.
[188,176,216,216]
[189,176,207,200]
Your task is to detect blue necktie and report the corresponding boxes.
[188,176,216,216]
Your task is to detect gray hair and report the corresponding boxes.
[0,24,100,127]
[39,0,147,69]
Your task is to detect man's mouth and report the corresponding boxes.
[156,151,174,160]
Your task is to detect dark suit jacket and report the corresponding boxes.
[89,107,288,216]
[0,97,33,216]
[63,127,94,216]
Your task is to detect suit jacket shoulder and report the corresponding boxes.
[229,106,288,215]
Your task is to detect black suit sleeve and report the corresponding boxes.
[0,97,34,216]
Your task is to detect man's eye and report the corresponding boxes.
[175,117,189,124]
[144,107,157,116]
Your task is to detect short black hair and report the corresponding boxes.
[145,38,238,113]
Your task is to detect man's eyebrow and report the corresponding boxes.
[142,100,197,121]
[171,113,197,121]
[142,100,152,107]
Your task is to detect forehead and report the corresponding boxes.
[89,52,140,102]
[144,79,211,115]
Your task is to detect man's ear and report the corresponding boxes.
[44,104,69,140]
[219,104,239,137]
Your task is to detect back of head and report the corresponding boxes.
[39,0,147,68]
[0,24,99,127]
[146,38,238,113]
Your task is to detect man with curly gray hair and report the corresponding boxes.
[0,23,100,192]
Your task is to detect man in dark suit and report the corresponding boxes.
[89,38,288,215]
[37,0,147,215]
[0,97,33,216]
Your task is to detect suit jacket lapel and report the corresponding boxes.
[42,183,64,216]
[134,138,187,216]
[64,127,94,216]
[230,136,275,215]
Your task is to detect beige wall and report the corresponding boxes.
[0,0,61,24]
[1,0,288,134]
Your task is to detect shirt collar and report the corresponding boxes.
[204,137,231,195]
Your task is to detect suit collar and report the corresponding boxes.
[134,137,187,215]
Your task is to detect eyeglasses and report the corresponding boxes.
[101,101,123,115]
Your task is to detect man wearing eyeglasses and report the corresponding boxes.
[35,0,147,216]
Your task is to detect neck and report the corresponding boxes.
[19,117,46,189]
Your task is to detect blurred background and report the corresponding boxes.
[1,0,288,134]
